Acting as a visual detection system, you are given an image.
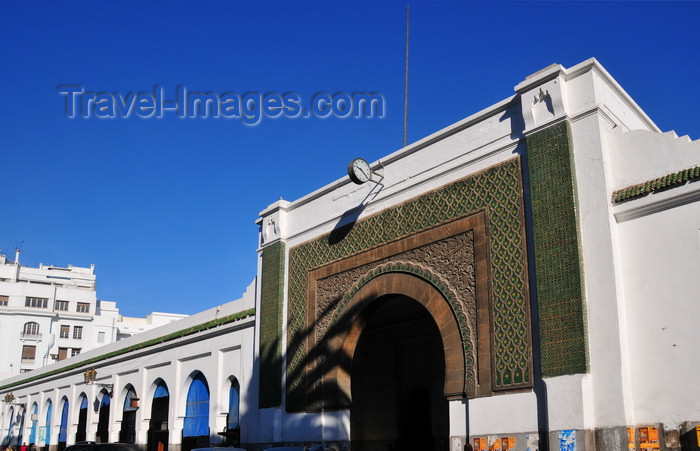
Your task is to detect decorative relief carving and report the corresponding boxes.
[262,217,278,244]
[286,157,532,412]
[313,231,477,390]
[532,87,554,124]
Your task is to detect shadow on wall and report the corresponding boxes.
[250,276,454,451]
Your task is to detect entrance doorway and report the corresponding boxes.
[147,381,169,451]
[76,396,87,443]
[96,392,110,443]
[350,295,449,451]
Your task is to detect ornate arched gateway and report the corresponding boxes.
[298,210,495,411]
[259,158,534,446]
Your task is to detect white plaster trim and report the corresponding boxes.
[177,351,211,363]
[281,140,520,245]
[144,361,171,370]
[561,58,658,132]
[270,95,520,216]
[516,58,658,133]
[613,182,700,222]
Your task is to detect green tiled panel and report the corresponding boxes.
[259,240,285,408]
[286,158,533,411]
[526,120,588,377]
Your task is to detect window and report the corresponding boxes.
[98,332,105,343]
[76,302,90,313]
[60,325,69,339]
[22,345,36,362]
[25,297,48,308]
[71,348,81,357]
[73,326,83,339]
[55,300,69,311]
[0,295,8,306]
[22,322,40,337]
[58,347,68,361]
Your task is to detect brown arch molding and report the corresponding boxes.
[303,210,493,411]
[329,272,467,404]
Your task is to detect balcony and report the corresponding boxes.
[20,332,42,341]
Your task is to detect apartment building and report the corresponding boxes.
[0,251,186,380]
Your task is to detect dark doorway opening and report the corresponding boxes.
[76,397,87,443]
[350,294,449,451]
[147,382,170,451]
[96,394,110,443]
[120,387,138,443]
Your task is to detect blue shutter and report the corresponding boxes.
[45,401,52,445]
[58,401,69,442]
[183,374,209,437]
[154,383,169,399]
[227,383,240,430]
[6,407,14,441]
[29,405,38,444]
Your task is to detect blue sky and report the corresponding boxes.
[1,1,698,317]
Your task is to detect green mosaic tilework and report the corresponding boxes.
[526,120,588,377]
[259,240,285,408]
[286,158,532,411]
[612,165,700,203]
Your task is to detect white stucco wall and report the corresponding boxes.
[258,58,700,442]
[0,280,257,449]
[613,184,700,428]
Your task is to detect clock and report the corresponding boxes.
[348,158,372,184]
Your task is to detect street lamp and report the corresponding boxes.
[83,368,97,384]
[3,392,25,407]
[83,368,113,396]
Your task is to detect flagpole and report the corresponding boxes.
[403,5,410,148]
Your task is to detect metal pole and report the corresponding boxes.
[403,5,410,148]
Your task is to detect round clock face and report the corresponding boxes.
[348,158,371,184]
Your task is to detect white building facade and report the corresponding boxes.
[0,254,187,380]
[1,59,699,451]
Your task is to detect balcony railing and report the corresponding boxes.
[20,332,42,340]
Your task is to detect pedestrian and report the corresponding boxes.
[20,442,27,451]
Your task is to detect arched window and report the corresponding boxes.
[119,386,138,443]
[227,379,240,431]
[224,378,240,447]
[22,322,40,336]
[28,403,38,446]
[76,395,88,443]
[182,373,210,450]
[148,380,170,451]
[16,406,25,446]
[5,406,14,444]
[58,398,69,445]
[96,392,110,443]
[44,400,52,446]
